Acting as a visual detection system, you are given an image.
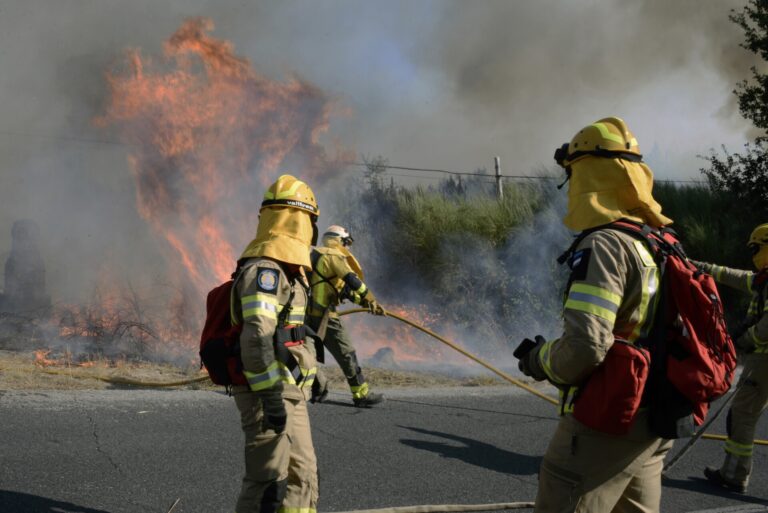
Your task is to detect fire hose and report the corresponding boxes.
[339,309,768,450]
[25,307,768,450]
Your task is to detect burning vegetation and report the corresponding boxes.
[97,17,350,296]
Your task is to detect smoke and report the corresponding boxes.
[0,0,758,366]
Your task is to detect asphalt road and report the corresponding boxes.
[1,386,767,513]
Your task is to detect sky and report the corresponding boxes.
[0,0,759,300]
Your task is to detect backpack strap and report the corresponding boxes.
[308,249,345,312]
[557,219,669,267]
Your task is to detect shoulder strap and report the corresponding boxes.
[308,249,342,302]
[557,219,655,266]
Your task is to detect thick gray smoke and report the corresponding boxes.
[0,0,757,364]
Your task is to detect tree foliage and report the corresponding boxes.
[701,0,768,214]
[731,0,768,135]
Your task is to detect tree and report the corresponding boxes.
[701,0,768,213]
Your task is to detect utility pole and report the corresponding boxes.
[494,156,503,200]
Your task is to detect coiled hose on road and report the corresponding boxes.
[27,307,768,450]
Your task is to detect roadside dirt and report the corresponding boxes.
[0,350,508,390]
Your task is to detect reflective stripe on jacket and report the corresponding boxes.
[695,262,768,352]
[232,257,313,400]
[538,229,661,413]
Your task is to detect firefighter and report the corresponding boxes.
[695,223,768,493]
[230,174,319,513]
[306,225,385,407]
[517,117,675,512]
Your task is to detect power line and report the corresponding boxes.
[0,129,711,185]
[383,171,497,183]
[353,162,549,180]
[355,161,708,185]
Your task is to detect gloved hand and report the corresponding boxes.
[360,290,384,315]
[262,395,287,434]
[369,300,385,316]
[515,335,548,382]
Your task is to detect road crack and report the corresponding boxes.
[86,410,125,477]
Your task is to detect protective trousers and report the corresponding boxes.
[308,315,369,398]
[534,412,672,513]
[719,353,768,488]
[233,346,318,513]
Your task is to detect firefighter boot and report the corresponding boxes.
[704,467,747,493]
[353,391,384,408]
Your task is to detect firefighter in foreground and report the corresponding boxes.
[231,174,319,513]
[694,224,768,493]
[307,225,385,407]
[517,117,674,512]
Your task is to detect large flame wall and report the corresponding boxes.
[99,18,350,294]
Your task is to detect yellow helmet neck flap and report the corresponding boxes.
[555,117,671,232]
[241,207,316,269]
[564,157,671,232]
[241,174,320,270]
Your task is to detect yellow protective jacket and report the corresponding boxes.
[308,247,369,319]
[232,257,313,401]
[538,228,661,413]
[692,262,768,352]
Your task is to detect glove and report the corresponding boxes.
[370,300,385,316]
[360,290,384,315]
[262,395,287,434]
[515,335,548,382]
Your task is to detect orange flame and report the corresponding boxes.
[34,349,58,367]
[98,17,352,297]
[347,304,464,365]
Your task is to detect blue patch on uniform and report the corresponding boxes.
[570,250,585,269]
[257,268,279,293]
[568,248,591,282]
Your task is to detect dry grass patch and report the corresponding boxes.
[0,350,509,391]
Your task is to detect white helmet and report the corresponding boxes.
[323,225,354,246]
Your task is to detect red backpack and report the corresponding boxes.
[608,221,737,437]
[563,221,737,438]
[199,279,246,386]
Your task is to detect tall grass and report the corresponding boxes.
[390,182,544,278]
[337,177,757,350]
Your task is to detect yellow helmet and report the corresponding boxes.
[556,117,671,231]
[748,223,768,248]
[749,223,768,270]
[261,174,319,216]
[554,117,643,168]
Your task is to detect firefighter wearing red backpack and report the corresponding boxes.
[695,223,768,493]
[229,174,320,513]
[516,117,683,512]
[307,225,385,407]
